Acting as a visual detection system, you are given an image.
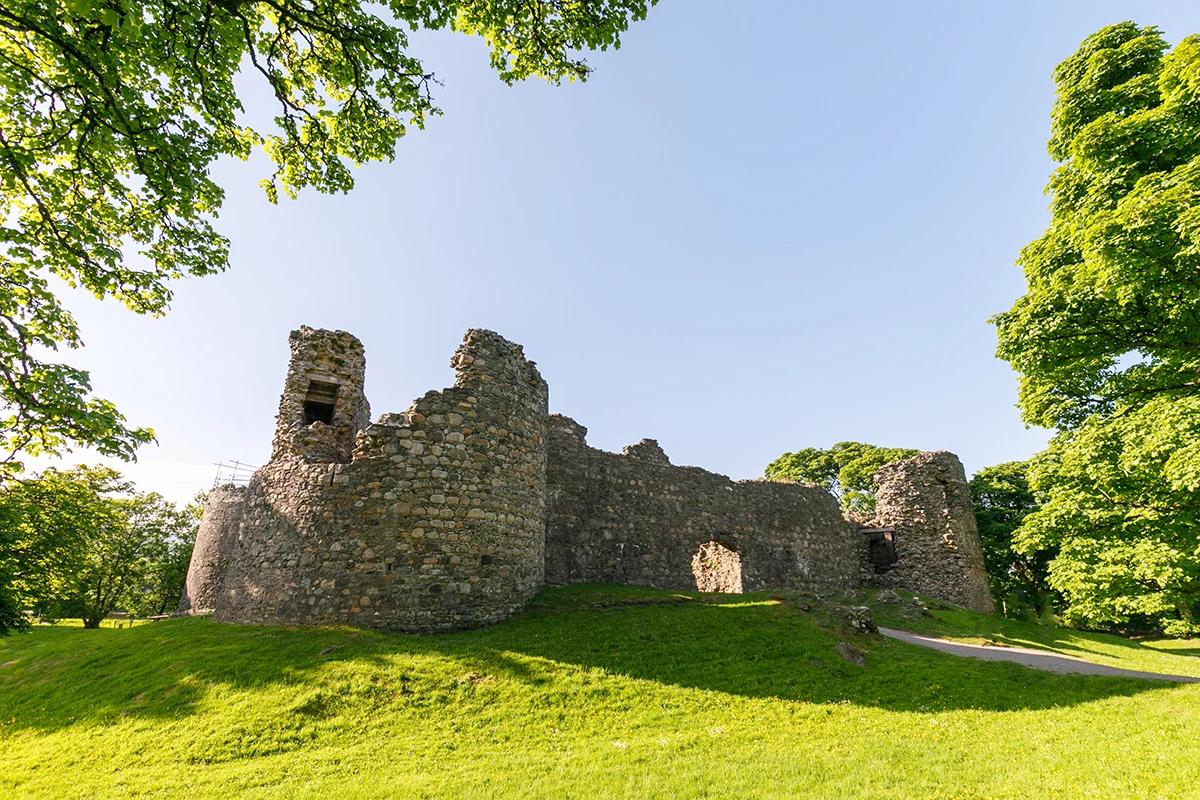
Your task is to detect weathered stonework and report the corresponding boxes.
[205,328,547,633]
[176,484,245,614]
[181,326,995,633]
[272,327,371,464]
[692,542,743,594]
[871,451,995,614]
[544,415,860,592]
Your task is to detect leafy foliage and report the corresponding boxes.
[993,23,1200,431]
[968,461,1056,621]
[0,0,657,475]
[0,465,122,632]
[123,492,201,617]
[0,465,198,629]
[994,22,1200,634]
[0,502,25,633]
[764,442,918,517]
[1016,398,1200,635]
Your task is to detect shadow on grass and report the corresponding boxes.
[1156,647,1200,657]
[0,585,1184,737]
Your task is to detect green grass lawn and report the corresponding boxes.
[1,585,1198,799]
[865,591,1200,678]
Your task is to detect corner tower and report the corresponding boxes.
[176,483,246,615]
[872,451,994,614]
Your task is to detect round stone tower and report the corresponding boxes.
[212,327,548,633]
[177,483,246,615]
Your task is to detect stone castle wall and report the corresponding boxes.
[209,328,548,633]
[545,415,860,592]
[182,326,995,633]
[177,484,245,614]
[872,451,995,614]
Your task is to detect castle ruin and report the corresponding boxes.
[179,327,993,632]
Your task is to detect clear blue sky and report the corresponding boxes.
[35,1,1200,504]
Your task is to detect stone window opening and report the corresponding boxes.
[303,380,340,425]
[691,541,743,594]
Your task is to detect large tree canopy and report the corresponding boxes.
[994,22,1200,634]
[0,465,125,631]
[0,0,656,476]
[995,22,1200,431]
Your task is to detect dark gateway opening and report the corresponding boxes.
[860,527,899,573]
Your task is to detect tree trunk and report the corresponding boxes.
[83,616,102,628]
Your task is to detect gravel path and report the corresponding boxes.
[878,627,1200,683]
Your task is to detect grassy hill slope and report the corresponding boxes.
[1,585,1198,799]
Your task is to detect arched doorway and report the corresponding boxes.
[691,541,743,593]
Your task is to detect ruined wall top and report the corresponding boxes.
[545,413,861,593]
[622,438,671,465]
[549,414,588,444]
[272,326,370,463]
[352,329,548,460]
[451,328,547,407]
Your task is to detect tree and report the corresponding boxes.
[124,491,200,617]
[0,495,27,633]
[0,0,658,477]
[764,442,918,518]
[968,461,1056,621]
[0,465,125,631]
[0,465,198,629]
[994,22,1200,634]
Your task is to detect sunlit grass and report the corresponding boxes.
[866,591,1200,678]
[1,584,1198,799]
[25,616,155,630]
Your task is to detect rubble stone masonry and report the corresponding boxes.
[872,451,995,614]
[209,328,547,633]
[544,415,860,592]
[182,326,995,632]
[177,484,245,614]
